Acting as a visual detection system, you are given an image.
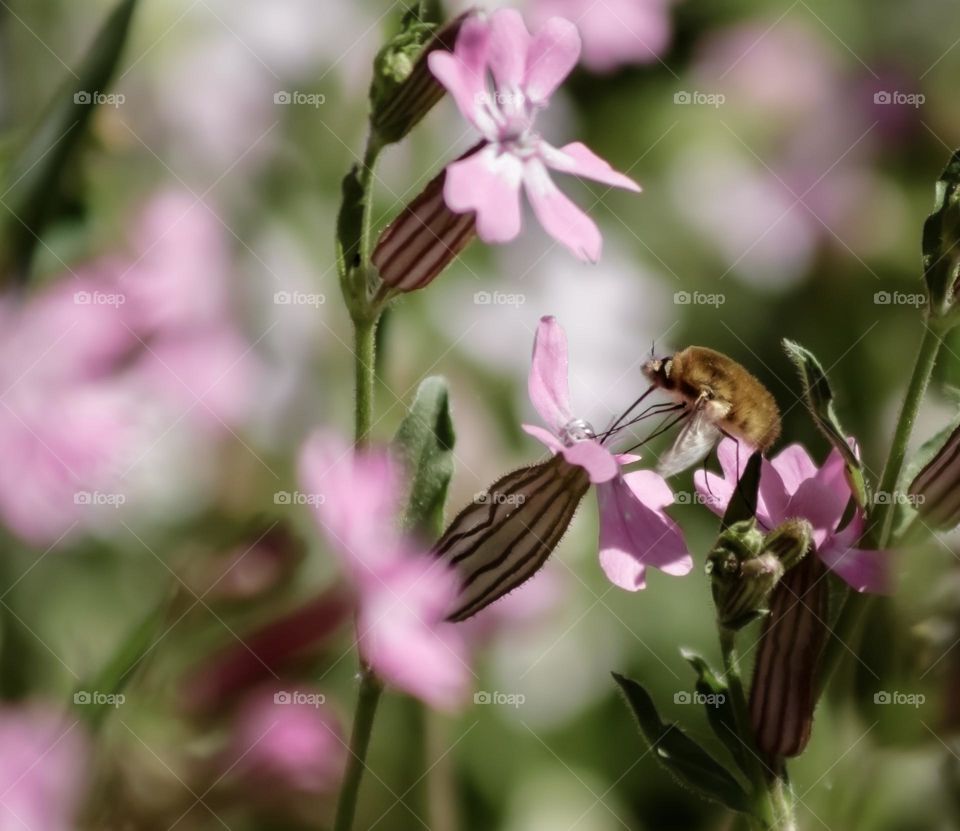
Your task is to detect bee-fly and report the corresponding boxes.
[641,346,781,477]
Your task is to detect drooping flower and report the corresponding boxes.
[299,434,470,710]
[226,686,346,796]
[0,707,89,831]
[524,316,692,590]
[694,439,891,593]
[427,9,640,262]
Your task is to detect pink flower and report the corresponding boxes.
[0,707,88,831]
[428,9,640,262]
[694,439,891,594]
[227,687,345,795]
[530,0,673,73]
[298,435,470,710]
[525,316,692,590]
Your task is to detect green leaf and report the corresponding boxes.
[719,451,762,531]
[782,339,867,508]
[681,649,749,775]
[922,148,960,320]
[0,0,140,284]
[393,376,456,538]
[611,672,751,813]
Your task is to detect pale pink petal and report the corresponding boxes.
[788,466,850,547]
[561,440,619,483]
[488,9,531,90]
[545,142,641,192]
[693,469,734,517]
[528,315,572,432]
[596,474,692,591]
[358,558,470,711]
[428,17,491,131]
[444,145,523,243]
[770,443,818,496]
[523,158,602,262]
[523,17,581,104]
[522,423,565,454]
[818,533,892,595]
[700,439,789,525]
[298,432,401,577]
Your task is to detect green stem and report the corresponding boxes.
[353,317,378,448]
[818,322,943,694]
[719,628,790,831]
[333,666,384,831]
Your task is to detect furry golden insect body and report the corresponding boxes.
[641,346,780,476]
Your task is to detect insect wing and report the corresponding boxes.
[434,454,590,621]
[657,405,722,477]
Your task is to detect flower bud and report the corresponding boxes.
[372,144,480,292]
[707,518,812,631]
[370,12,470,145]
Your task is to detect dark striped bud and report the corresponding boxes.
[749,553,829,759]
[372,144,480,293]
[909,420,960,529]
[370,12,470,145]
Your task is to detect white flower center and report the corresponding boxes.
[559,418,596,447]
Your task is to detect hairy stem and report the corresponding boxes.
[333,667,384,831]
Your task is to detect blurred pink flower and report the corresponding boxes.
[695,439,891,594]
[0,707,88,831]
[0,191,260,545]
[299,434,471,710]
[530,0,672,72]
[525,316,692,590]
[428,9,640,261]
[227,687,345,795]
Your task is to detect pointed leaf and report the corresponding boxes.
[393,376,456,538]
[0,0,139,284]
[681,649,749,775]
[612,672,751,813]
[782,339,867,508]
[922,148,960,320]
